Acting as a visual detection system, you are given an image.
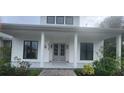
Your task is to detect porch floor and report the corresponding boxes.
[12,61,86,68]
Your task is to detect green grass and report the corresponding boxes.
[27,69,42,76]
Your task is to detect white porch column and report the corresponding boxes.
[74,33,78,68]
[116,34,122,61]
[40,32,45,67]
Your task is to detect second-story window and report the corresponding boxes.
[56,16,64,24]
[47,16,55,24]
[65,16,73,25]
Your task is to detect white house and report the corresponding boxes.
[0,16,123,68]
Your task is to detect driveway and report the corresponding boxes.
[39,69,76,76]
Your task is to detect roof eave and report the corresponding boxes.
[1,23,124,33]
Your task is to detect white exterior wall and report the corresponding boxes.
[40,16,80,26]
[10,32,104,68]
[11,35,42,67]
[1,16,80,26]
[94,40,104,60]
[76,40,103,63]
[69,40,74,63]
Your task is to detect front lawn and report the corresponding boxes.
[27,69,42,76]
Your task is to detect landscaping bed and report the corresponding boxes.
[74,57,123,76]
[27,68,42,76]
[0,63,42,76]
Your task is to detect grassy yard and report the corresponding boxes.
[27,69,42,76]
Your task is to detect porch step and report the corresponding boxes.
[39,69,76,76]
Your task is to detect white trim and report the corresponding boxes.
[74,33,78,68]
[116,34,122,60]
[40,32,45,67]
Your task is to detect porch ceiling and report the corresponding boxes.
[1,23,124,40]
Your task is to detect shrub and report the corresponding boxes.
[121,58,124,75]
[82,64,95,75]
[15,61,31,76]
[74,68,83,76]
[93,57,120,76]
[0,47,11,62]
[0,59,31,76]
[0,63,16,76]
[104,37,116,59]
[74,64,95,76]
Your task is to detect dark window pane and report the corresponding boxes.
[3,40,12,48]
[54,44,58,56]
[87,43,93,60]
[80,43,87,60]
[2,40,12,61]
[23,41,38,59]
[47,16,55,24]
[80,43,93,60]
[56,16,64,24]
[65,16,73,25]
[24,41,30,59]
[60,44,65,56]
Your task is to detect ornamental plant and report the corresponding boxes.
[82,64,95,75]
[93,57,120,76]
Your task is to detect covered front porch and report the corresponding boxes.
[40,31,122,68]
[1,24,123,68]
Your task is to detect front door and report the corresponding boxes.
[53,43,66,62]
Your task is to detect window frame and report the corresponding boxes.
[23,40,38,59]
[56,16,64,24]
[3,40,12,48]
[80,43,93,60]
[65,16,73,25]
[47,16,55,24]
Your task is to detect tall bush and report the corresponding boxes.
[93,57,120,75]
[104,38,116,58]
[0,47,11,62]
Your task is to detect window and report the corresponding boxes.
[80,43,93,60]
[60,44,65,56]
[56,16,64,24]
[23,41,38,59]
[2,40,12,61]
[65,16,73,25]
[3,40,12,48]
[104,37,116,58]
[54,44,58,56]
[47,16,55,24]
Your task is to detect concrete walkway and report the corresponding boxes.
[39,69,76,76]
